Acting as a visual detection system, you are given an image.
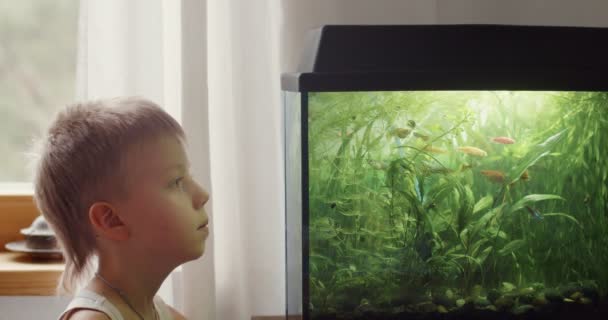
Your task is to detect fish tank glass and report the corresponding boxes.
[283,25,608,320]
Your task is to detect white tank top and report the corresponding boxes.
[58,289,174,320]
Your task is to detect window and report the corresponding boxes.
[0,1,79,187]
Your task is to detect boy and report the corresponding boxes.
[33,97,209,320]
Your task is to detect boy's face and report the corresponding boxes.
[116,135,210,263]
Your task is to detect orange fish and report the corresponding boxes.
[480,170,506,183]
[458,146,488,157]
[492,136,516,144]
[424,146,447,154]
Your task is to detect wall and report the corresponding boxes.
[437,0,608,26]
[281,0,438,72]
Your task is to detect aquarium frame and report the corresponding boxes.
[283,24,608,320]
[282,24,608,92]
[300,92,310,320]
[282,70,608,92]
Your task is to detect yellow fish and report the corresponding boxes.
[367,159,387,170]
[413,132,430,141]
[337,129,353,137]
[460,163,474,171]
[393,128,411,139]
[458,146,488,157]
[424,146,447,154]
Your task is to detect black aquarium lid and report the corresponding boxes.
[281,24,608,92]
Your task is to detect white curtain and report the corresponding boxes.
[75,0,198,313]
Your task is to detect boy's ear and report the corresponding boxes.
[88,202,130,241]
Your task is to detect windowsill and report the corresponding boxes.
[0,193,64,296]
[0,252,64,295]
[0,182,33,196]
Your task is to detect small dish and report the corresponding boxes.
[5,240,63,260]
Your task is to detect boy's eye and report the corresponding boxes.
[173,177,185,189]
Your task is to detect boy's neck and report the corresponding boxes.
[92,252,173,319]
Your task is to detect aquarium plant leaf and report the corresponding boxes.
[338,210,364,217]
[310,253,335,264]
[510,194,565,214]
[314,230,337,240]
[473,195,493,215]
[485,227,508,240]
[472,204,505,238]
[507,129,567,184]
[423,177,458,206]
[414,176,423,202]
[498,239,525,256]
[455,185,475,234]
[356,118,378,159]
[449,253,482,269]
[477,246,493,265]
[459,228,469,247]
[470,238,489,257]
[542,212,583,228]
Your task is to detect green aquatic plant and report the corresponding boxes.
[305,91,608,316]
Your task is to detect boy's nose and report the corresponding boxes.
[192,181,210,210]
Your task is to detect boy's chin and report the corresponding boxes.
[183,243,206,262]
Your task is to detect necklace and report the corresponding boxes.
[95,272,158,320]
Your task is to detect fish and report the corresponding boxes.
[492,136,516,144]
[460,163,474,171]
[367,159,387,170]
[458,146,488,157]
[413,132,430,141]
[337,129,353,137]
[424,146,447,154]
[425,166,453,175]
[525,206,544,220]
[393,128,411,139]
[520,170,530,181]
[408,120,416,128]
[480,169,506,183]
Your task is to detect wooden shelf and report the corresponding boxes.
[0,195,40,248]
[0,252,64,295]
[0,194,63,295]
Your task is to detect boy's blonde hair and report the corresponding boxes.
[33,97,184,294]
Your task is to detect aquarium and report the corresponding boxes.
[283,25,608,320]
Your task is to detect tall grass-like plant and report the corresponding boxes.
[305,91,608,316]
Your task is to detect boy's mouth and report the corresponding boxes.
[197,219,209,230]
